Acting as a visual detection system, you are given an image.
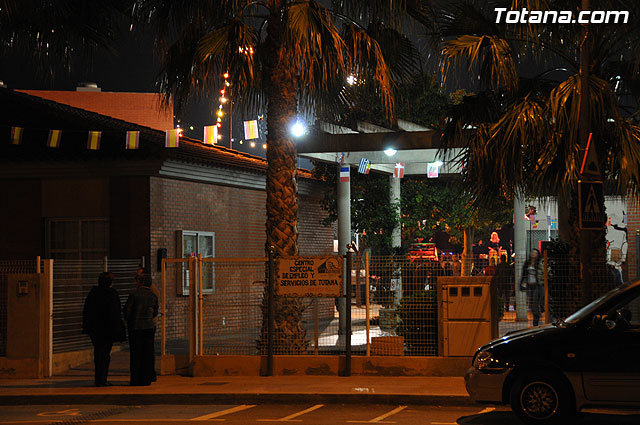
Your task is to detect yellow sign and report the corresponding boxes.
[275,256,343,297]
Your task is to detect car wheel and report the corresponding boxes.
[509,372,574,424]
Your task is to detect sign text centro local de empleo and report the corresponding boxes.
[275,256,343,297]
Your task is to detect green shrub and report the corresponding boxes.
[396,290,438,355]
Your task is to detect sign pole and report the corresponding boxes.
[365,251,370,357]
[345,247,352,377]
[266,247,275,376]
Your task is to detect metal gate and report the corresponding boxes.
[159,256,267,363]
[51,258,140,353]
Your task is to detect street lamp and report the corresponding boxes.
[384,148,397,156]
[290,120,307,138]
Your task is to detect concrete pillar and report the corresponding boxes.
[390,176,402,305]
[337,164,351,339]
[514,195,528,321]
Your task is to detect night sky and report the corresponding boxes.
[0,22,267,158]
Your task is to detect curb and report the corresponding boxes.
[0,393,476,406]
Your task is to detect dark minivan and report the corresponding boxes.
[465,280,640,424]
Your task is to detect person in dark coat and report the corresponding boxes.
[494,254,515,312]
[124,274,158,386]
[82,271,126,387]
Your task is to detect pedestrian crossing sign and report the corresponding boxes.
[578,180,605,230]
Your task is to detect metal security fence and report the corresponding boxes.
[163,254,442,358]
[366,255,438,356]
[52,258,140,353]
[498,252,618,336]
[200,258,264,355]
[162,252,623,359]
[158,259,191,357]
[0,259,38,356]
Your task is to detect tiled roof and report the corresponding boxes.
[0,88,313,179]
[17,90,174,131]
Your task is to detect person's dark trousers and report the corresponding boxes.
[90,335,113,386]
[129,328,155,386]
[151,327,157,382]
[531,284,545,326]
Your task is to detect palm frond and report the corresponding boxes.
[441,34,518,92]
[364,23,421,84]
[342,23,395,120]
[549,74,619,148]
[607,120,640,195]
[0,0,129,76]
[285,0,346,96]
[198,18,260,100]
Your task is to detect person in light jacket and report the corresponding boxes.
[520,248,544,326]
[124,274,158,386]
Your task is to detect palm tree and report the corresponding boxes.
[429,0,640,299]
[134,0,426,352]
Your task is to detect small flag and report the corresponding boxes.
[87,131,101,150]
[551,219,558,230]
[244,120,259,140]
[394,162,405,179]
[358,158,371,174]
[125,131,140,149]
[47,130,61,148]
[339,152,345,166]
[165,129,180,148]
[10,127,23,145]
[203,125,217,145]
[427,162,439,178]
[340,166,350,182]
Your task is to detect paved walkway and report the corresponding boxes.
[1,351,471,406]
[0,374,471,406]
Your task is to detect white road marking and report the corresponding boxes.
[191,405,256,421]
[477,407,495,414]
[257,404,324,422]
[347,405,408,423]
[37,408,81,417]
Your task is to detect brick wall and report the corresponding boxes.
[150,175,335,352]
[18,90,173,131]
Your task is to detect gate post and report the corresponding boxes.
[544,250,550,325]
[189,256,197,365]
[265,246,275,376]
[198,254,204,356]
[43,259,53,377]
[344,247,353,377]
[161,258,166,367]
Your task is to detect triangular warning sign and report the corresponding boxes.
[580,133,601,177]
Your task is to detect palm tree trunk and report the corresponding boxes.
[259,8,307,354]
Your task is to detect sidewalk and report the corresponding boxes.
[0,348,472,406]
[0,374,471,406]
